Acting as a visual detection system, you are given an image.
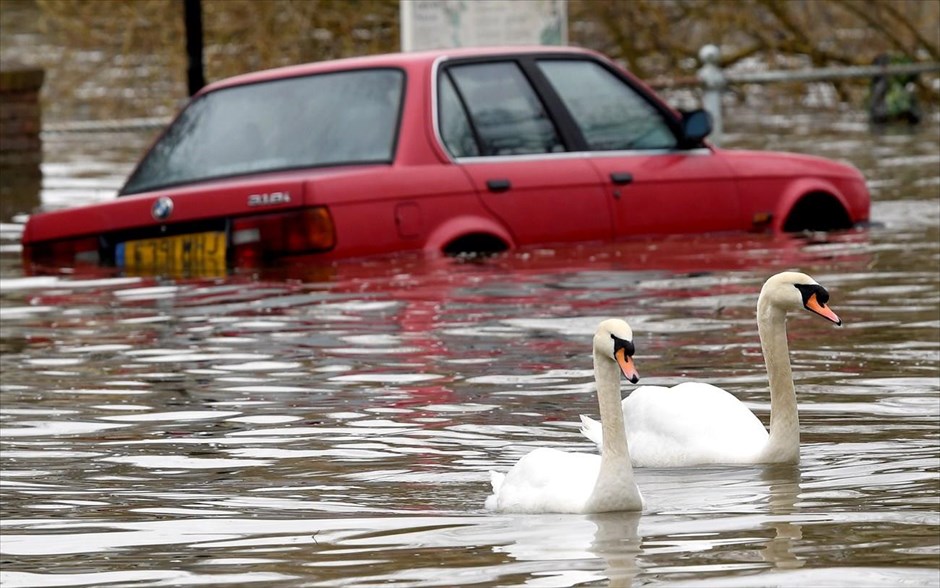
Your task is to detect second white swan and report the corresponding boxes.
[579,271,842,467]
[485,319,644,513]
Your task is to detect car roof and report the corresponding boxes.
[198,45,603,94]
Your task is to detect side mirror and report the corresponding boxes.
[679,109,712,147]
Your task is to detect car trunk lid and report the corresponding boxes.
[21,176,339,274]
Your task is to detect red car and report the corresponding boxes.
[21,46,870,275]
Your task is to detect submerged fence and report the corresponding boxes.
[691,44,940,144]
[43,117,170,134]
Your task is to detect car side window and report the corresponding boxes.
[442,62,564,157]
[537,59,677,151]
[438,75,480,158]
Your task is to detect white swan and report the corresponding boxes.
[579,272,842,467]
[485,319,644,513]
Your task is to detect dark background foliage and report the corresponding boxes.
[0,0,937,121]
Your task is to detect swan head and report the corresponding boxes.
[761,272,842,325]
[594,319,640,383]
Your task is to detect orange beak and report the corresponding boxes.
[615,347,640,383]
[805,293,842,326]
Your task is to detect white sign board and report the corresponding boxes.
[400,0,567,52]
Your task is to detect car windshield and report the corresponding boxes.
[121,68,404,195]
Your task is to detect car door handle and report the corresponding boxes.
[486,179,512,193]
[610,172,634,185]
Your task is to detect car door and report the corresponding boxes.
[535,58,743,237]
[438,60,613,246]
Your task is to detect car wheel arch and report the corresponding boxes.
[424,216,514,256]
[774,180,854,233]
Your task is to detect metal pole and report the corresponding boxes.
[184,0,205,96]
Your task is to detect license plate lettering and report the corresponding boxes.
[119,232,226,276]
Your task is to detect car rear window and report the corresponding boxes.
[121,68,404,195]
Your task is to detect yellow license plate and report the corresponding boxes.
[119,231,227,277]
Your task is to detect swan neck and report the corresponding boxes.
[593,349,632,465]
[758,297,799,462]
[585,339,642,512]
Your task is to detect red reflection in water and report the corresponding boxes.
[21,230,871,290]
[15,230,871,411]
[261,230,870,287]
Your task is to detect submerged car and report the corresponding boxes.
[21,46,870,275]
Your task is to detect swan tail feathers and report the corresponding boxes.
[484,471,505,510]
[579,414,603,447]
[489,470,505,494]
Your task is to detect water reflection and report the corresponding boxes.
[1,113,938,587]
[760,465,804,570]
[1,248,938,586]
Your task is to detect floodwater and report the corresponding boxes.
[1,110,938,587]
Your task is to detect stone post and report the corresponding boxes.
[0,67,44,222]
[697,44,725,146]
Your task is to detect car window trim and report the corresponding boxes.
[451,146,713,165]
[432,52,688,164]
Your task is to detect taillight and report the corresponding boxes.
[22,236,100,268]
[231,207,335,264]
